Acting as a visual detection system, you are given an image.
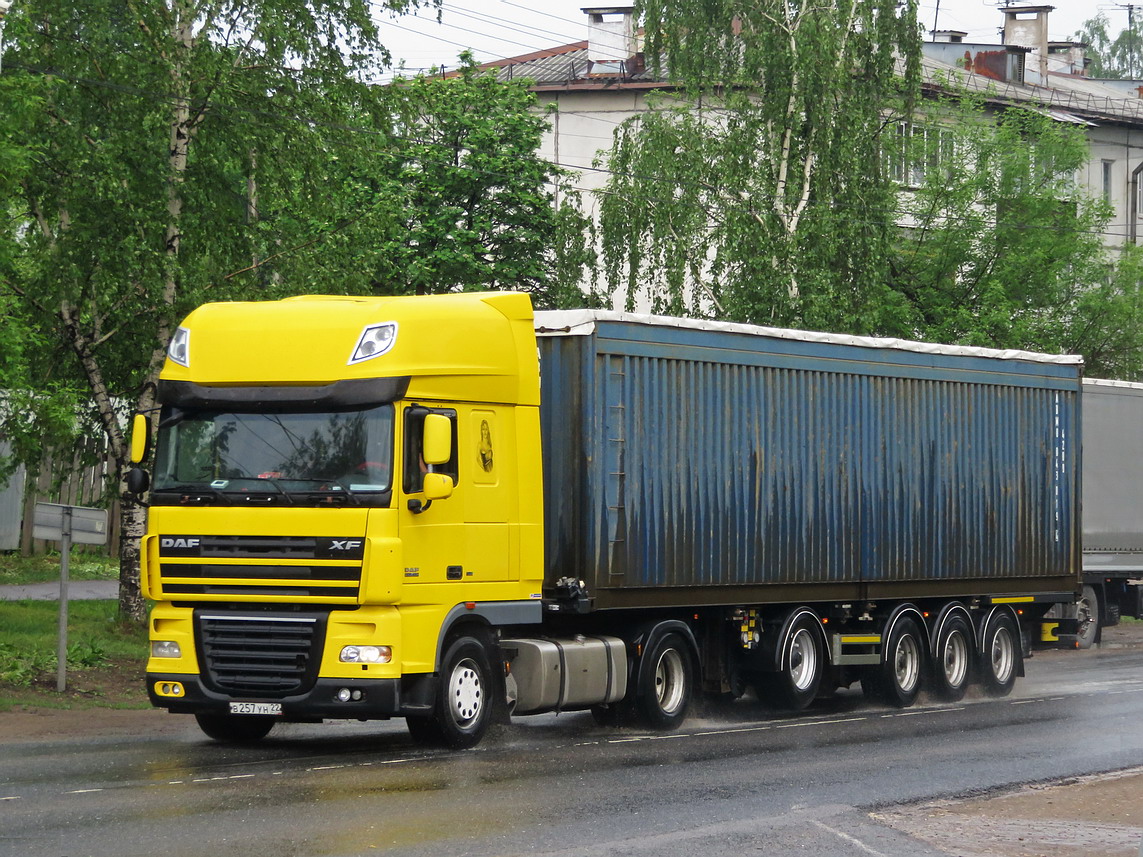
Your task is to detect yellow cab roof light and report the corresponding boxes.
[168,326,190,367]
[349,322,398,365]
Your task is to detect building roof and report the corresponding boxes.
[471,32,1143,127]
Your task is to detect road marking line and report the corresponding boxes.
[777,717,867,729]
[695,726,772,736]
[66,789,103,794]
[811,820,890,857]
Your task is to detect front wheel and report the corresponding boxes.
[635,632,693,730]
[194,712,276,743]
[408,635,496,750]
[979,611,1021,697]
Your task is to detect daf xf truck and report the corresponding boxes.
[131,292,1082,748]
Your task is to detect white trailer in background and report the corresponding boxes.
[1079,379,1143,646]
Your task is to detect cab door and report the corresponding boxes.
[398,405,511,588]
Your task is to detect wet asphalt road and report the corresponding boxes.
[2,644,1142,857]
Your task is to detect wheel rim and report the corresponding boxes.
[943,630,969,689]
[1076,588,1097,640]
[789,628,819,692]
[447,657,483,726]
[654,647,686,715]
[990,626,1015,684]
[893,632,921,693]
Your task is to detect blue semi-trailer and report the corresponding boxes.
[529,309,1080,724]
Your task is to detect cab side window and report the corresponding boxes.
[403,406,458,493]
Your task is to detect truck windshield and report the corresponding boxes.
[151,404,394,507]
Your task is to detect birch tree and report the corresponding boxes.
[2,3,592,622]
[598,0,921,330]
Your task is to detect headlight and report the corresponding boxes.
[151,640,182,658]
[340,645,392,664]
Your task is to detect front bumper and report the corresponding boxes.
[148,672,412,720]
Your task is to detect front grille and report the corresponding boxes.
[197,612,326,697]
[161,564,360,599]
[160,535,365,560]
[157,535,364,602]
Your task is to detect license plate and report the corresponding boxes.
[229,702,282,715]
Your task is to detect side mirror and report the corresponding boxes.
[422,413,452,466]
[423,472,454,501]
[130,414,151,464]
[126,467,150,496]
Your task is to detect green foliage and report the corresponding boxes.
[599,0,922,329]
[260,56,593,305]
[1075,13,1143,79]
[0,643,53,686]
[0,552,118,585]
[0,599,143,687]
[0,0,588,617]
[889,94,1143,374]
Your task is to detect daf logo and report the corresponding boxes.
[331,540,363,551]
[161,537,201,549]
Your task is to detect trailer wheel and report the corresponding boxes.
[635,632,692,730]
[868,617,924,708]
[930,615,973,702]
[194,713,276,743]
[407,635,495,749]
[1075,585,1100,650]
[758,613,825,711]
[979,612,1021,697]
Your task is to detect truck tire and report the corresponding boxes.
[979,611,1020,697]
[930,614,973,702]
[194,712,276,743]
[635,632,692,730]
[758,612,824,711]
[1075,584,1100,649]
[872,616,924,708]
[407,634,495,749]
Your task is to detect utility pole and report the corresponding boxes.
[1131,4,1137,79]
[1114,3,1140,79]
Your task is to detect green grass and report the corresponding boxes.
[0,599,148,710]
[0,552,118,585]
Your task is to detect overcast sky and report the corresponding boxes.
[378,1,1113,75]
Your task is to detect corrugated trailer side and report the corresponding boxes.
[537,311,1081,611]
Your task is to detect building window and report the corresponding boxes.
[890,122,955,187]
[1103,160,1115,202]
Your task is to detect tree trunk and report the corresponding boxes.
[118,495,148,621]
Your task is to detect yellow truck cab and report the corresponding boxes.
[142,292,545,747]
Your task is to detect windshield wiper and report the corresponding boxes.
[153,484,233,506]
